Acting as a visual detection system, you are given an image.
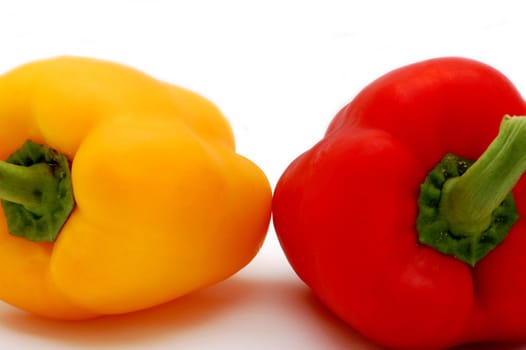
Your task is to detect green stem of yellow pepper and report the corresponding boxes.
[0,162,55,210]
[0,140,74,242]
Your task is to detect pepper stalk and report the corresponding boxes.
[0,140,74,242]
[418,115,526,266]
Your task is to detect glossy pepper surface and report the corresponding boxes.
[0,57,271,319]
[273,57,526,349]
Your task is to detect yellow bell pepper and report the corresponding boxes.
[0,56,271,319]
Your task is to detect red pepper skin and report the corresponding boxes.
[272,57,526,349]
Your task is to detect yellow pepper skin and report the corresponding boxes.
[0,57,271,319]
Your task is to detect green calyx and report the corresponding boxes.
[417,115,526,266]
[0,140,74,242]
[417,154,518,266]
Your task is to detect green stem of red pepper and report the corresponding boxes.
[418,115,525,266]
[442,116,526,234]
[0,140,74,242]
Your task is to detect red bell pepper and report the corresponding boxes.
[272,57,526,349]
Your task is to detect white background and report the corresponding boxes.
[0,1,525,349]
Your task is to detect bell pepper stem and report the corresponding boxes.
[0,140,74,242]
[440,115,526,236]
[417,115,525,266]
[0,162,54,213]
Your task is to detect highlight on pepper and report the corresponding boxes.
[0,56,272,320]
[272,57,526,349]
